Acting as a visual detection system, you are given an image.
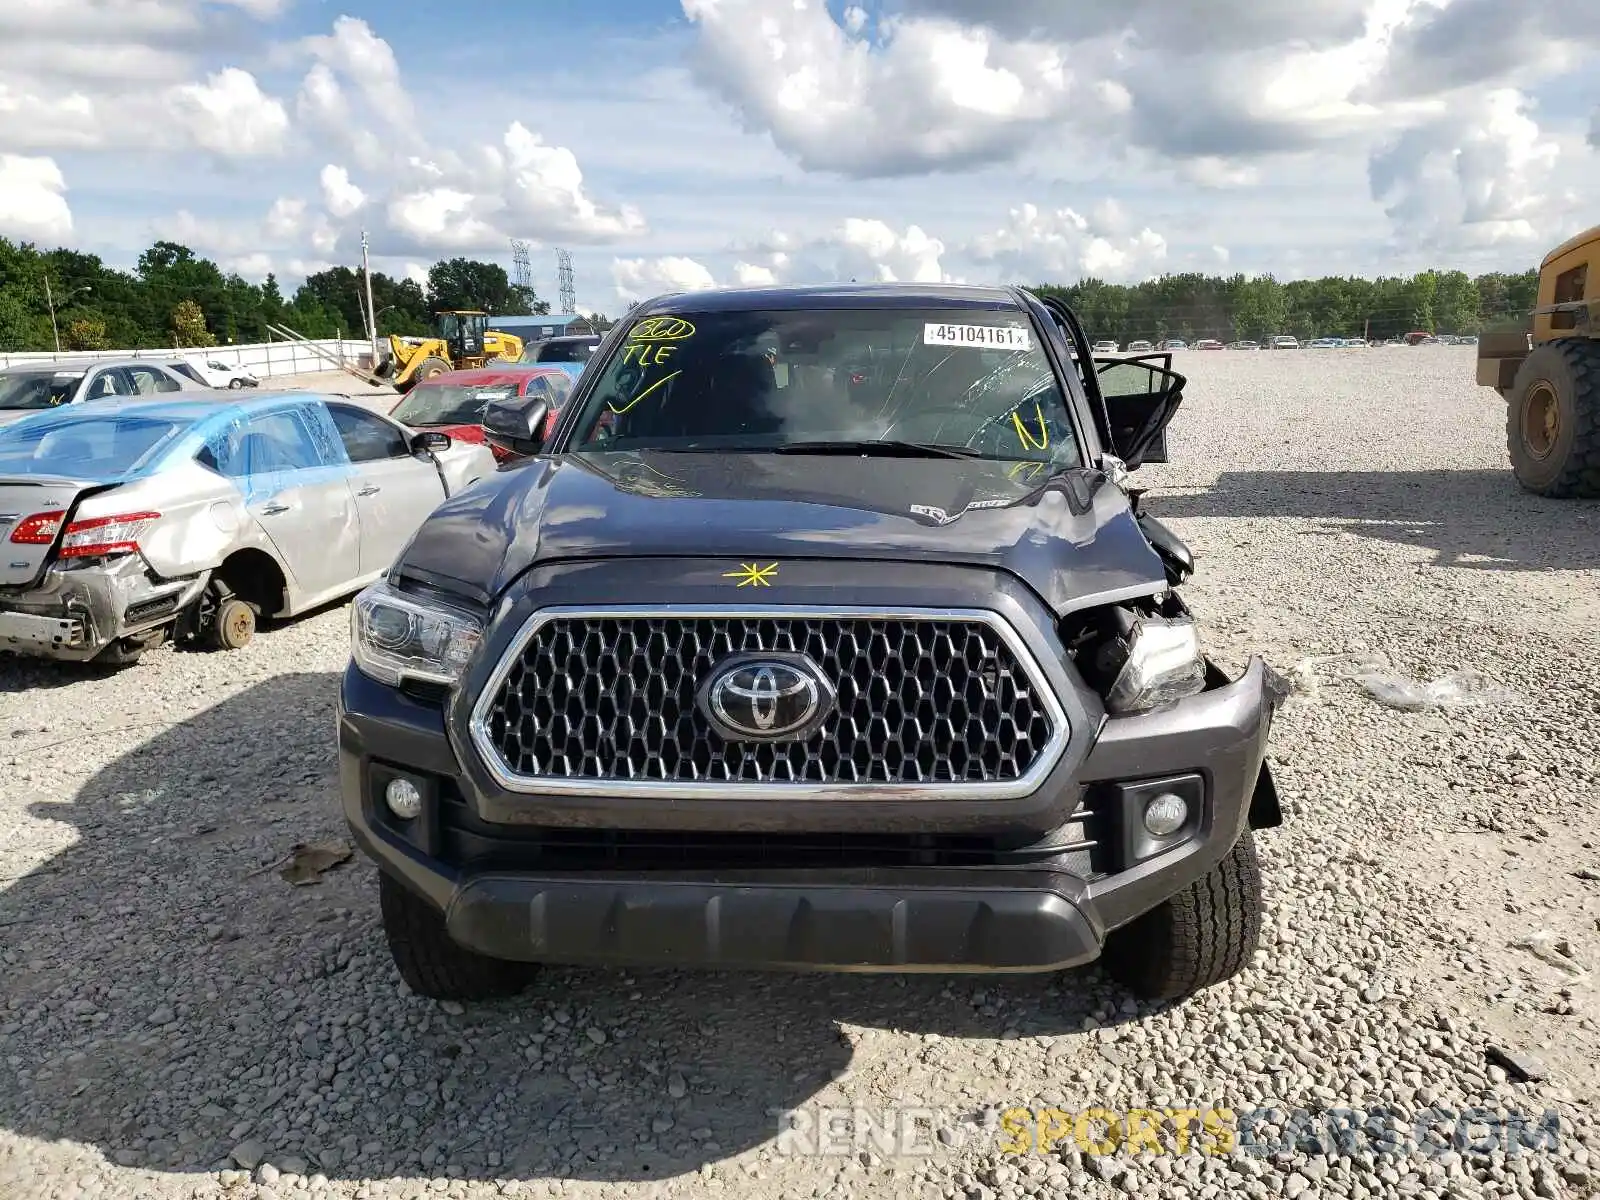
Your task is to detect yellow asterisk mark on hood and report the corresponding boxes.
[723,562,779,587]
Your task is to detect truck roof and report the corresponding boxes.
[630,282,1026,315]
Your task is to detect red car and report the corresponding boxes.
[388,367,574,463]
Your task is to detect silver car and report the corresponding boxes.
[0,391,494,666]
[0,358,210,429]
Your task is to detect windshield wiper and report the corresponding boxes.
[770,440,985,460]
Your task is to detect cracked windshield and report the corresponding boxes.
[570,308,1082,466]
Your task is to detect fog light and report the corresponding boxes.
[1143,792,1189,837]
[385,778,423,821]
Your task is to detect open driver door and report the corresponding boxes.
[1034,294,1186,472]
[1093,352,1184,467]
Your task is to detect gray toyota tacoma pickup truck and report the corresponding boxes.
[338,283,1285,1006]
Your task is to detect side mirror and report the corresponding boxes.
[412,429,452,454]
[1137,512,1194,585]
[482,394,551,459]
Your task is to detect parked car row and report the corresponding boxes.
[1083,333,1479,352]
[0,355,265,428]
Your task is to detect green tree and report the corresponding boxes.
[65,316,108,350]
[0,290,33,349]
[427,258,537,315]
[171,299,216,347]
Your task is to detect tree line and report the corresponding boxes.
[0,237,612,353]
[1034,268,1538,344]
[0,234,1539,353]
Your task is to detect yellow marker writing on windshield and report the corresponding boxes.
[621,342,678,367]
[1013,401,1049,450]
[1008,460,1048,483]
[608,371,681,415]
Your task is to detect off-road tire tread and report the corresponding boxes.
[1103,831,1263,1001]
[379,873,531,1002]
[1507,339,1600,499]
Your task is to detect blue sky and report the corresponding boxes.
[2,0,1596,316]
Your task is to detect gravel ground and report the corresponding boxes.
[3,345,1598,1200]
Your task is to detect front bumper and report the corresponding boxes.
[339,651,1280,973]
[0,559,206,662]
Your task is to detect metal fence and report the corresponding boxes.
[0,339,376,378]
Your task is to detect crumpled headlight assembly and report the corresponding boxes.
[1068,601,1208,716]
[351,581,484,688]
[1104,612,1207,714]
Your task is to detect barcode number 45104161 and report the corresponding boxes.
[923,323,1032,350]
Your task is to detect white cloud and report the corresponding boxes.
[281,24,644,257]
[0,1,294,159]
[165,68,289,158]
[492,122,645,240]
[320,165,366,218]
[968,203,1168,283]
[386,189,499,252]
[264,197,305,240]
[1180,157,1263,189]
[1590,106,1600,149]
[612,256,718,303]
[0,155,72,242]
[680,0,1091,177]
[1369,89,1562,251]
[726,221,949,286]
[831,219,947,282]
[734,261,780,286]
[302,16,413,127]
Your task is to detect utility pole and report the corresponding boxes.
[44,276,61,356]
[361,231,379,364]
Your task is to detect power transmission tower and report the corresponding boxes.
[510,239,532,290]
[556,248,576,315]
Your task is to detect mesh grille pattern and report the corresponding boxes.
[479,613,1057,785]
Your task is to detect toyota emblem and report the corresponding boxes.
[698,653,836,742]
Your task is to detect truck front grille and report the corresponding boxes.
[470,606,1067,796]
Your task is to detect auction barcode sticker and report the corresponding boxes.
[924,323,1032,350]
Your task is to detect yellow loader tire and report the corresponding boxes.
[1506,339,1600,499]
[416,357,451,384]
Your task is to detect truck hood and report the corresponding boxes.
[397,450,1168,615]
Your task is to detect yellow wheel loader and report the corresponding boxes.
[1477,224,1600,498]
[375,311,525,393]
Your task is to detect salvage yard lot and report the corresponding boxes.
[2,346,1598,1200]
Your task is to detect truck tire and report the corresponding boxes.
[379,872,532,1001]
[1506,340,1600,499]
[1101,831,1264,1001]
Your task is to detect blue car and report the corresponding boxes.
[517,334,598,383]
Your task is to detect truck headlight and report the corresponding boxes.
[351,581,484,688]
[1104,613,1206,714]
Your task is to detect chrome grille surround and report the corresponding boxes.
[466,605,1070,801]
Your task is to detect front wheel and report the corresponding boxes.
[1101,831,1264,1001]
[228,378,245,390]
[1506,340,1600,499]
[379,873,533,1001]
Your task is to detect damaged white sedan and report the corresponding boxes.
[0,392,494,667]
